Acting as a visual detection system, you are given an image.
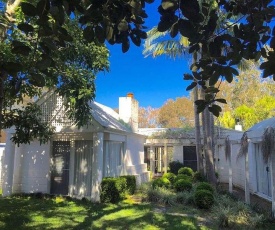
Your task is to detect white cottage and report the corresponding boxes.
[2,92,149,201]
[139,126,244,177]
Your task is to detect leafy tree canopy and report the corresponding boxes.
[158,0,275,116]
[0,0,113,144]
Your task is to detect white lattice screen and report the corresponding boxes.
[40,93,74,127]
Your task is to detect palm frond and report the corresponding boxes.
[143,40,189,58]
[143,26,189,59]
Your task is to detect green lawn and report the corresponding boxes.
[0,195,210,230]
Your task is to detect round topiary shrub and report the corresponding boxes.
[196,182,215,194]
[174,179,192,192]
[152,177,170,189]
[169,161,184,175]
[194,189,214,209]
[162,172,176,184]
[178,167,194,177]
[174,174,192,183]
[193,172,207,182]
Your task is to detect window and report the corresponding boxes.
[103,141,124,177]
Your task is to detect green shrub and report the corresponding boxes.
[174,179,192,192]
[193,172,207,182]
[174,174,192,183]
[146,187,175,204]
[169,161,184,175]
[178,167,194,177]
[196,182,214,194]
[100,177,127,203]
[115,177,127,198]
[120,175,136,195]
[194,189,214,209]
[152,177,170,189]
[162,172,176,183]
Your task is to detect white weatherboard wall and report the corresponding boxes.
[0,143,5,191]
[12,141,51,194]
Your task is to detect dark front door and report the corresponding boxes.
[50,141,70,195]
[183,146,197,172]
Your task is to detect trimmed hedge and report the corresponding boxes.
[174,179,192,192]
[100,177,127,203]
[120,175,136,195]
[174,174,192,183]
[196,182,215,194]
[162,172,176,184]
[169,161,184,175]
[152,177,170,189]
[194,189,214,209]
[193,172,207,182]
[178,167,194,177]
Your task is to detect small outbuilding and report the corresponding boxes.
[139,126,244,177]
[2,92,149,201]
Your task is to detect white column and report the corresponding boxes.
[245,143,250,204]
[229,144,233,193]
[150,145,154,175]
[2,132,16,196]
[91,132,104,202]
[164,143,168,173]
[69,140,75,196]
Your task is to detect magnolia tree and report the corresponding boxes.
[0,0,275,145]
[0,0,153,144]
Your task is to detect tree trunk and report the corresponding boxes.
[201,89,217,185]
[194,85,203,173]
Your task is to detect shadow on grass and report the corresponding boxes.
[0,196,205,230]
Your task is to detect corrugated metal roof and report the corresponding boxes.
[90,101,131,132]
[247,117,275,138]
[139,126,243,139]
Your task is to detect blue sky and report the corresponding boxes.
[95,2,192,109]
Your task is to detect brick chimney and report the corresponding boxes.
[119,93,138,132]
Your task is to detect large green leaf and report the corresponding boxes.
[183,73,193,80]
[158,20,173,32]
[36,55,52,70]
[11,41,31,56]
[83,26,95,42]
[17,23,34,34]
[21,2,37,17]
[215,98,227,104]
[3,62,23,73]
[130,34,141,46]
[122,39,130,53]
[178,19,194,39]
[170,21,179,38]
[36,0,50,15]
[186,81,197,91]
[208,104,222,117]
[95,26,105,43]
[29,73,46,87]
